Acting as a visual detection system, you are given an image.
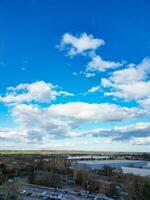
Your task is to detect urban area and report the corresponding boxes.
[0,151,150,200]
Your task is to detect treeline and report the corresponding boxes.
[122,174,150,200]
[28,158,71,188]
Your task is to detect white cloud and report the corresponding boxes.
[87,55,123,72]
[9,104,72,142]
[88,85,100,93]
[0,128,25,140]
[131,136,150,145]
[79,71,96,78]
[85,72,95,78]
[139,97,150,109]
[58,33,123,75]
[0,81,74,104]
[101,57,150,100]
[109,57,150,84]
[0,100,148,146]
[104,81,150,99]
[59,32,105,56]
[101,78,113,87]
[49,102,144,121]
[12,102,144,130]
[82,122,150,144]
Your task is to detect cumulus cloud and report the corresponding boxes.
[0,78,149,148]
[88,85,100,93]
[104,81,150,99]
[87,55,123,72]
[0,81,74,104]
[59,32,105,56]
[58,33,123,76]
[83,122,150,144]
[0,101,146,147]
[101,57,150,100]
[11,104,73,139]
[49,102,144,121]
[12,102,144,128]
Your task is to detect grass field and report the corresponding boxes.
[0,150,145,155]
[0,150,107,155]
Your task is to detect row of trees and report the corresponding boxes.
[28,168,60,188]
[73,168,118,196]
[122,174,150,200]
[73,167,150,199]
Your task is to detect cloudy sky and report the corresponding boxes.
[0,0,150,151]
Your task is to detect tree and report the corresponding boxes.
[28,166,35,184]
[103,165,113,177]
[123,174,150,200]
[87,175,99,193]
[75,169,89,190]
[106,183,118,197]
[143,179,150,200]
[34,171,60,187]
[2,180,20,200]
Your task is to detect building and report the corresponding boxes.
[67,155,110,161]
[72,160,147,170]
[143,162,150,169]
[121,167,150,177]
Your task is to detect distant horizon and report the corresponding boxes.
[0,149,150,154]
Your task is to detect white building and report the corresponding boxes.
[72,160,147,170]
[143,162,150,169]
[121,167,150,177]
[67,155,110,161]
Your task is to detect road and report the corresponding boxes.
[0,183,115,200]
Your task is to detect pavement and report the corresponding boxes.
[0,183,115,200]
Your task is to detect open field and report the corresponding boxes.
[0,150,149,155]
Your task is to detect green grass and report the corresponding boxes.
[0,150,145,155]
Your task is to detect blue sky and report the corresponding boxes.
[0,0,150,151]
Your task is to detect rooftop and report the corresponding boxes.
[67,155,110,160]
[76,160,146,165]
[121,167,150,177]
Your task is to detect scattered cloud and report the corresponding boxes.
[0,100,147,146]
[79,71,96,78]
[1,32,150,149]
[101,57,150,100]
[58,32,105,56]
[83,122,150,145]
[58,32,123,76]
[87,55,123,72]
[84,72,95,78]
[88,85,101,93]
[0,81,74,104]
